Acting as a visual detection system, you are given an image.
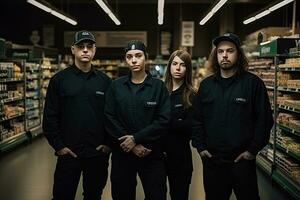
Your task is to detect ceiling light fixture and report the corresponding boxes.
[158,0,165,25]
[243,0,294,25]
[27,0,77,25]
[199,0,228,25]
[95,0,121,25]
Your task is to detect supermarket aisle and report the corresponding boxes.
[0,137,292,200]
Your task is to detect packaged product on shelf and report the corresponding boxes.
[288,120,300,133]
[3,105,24,118]
[277,113,296,125]
[279,58,300,68]
[284,100,300,109]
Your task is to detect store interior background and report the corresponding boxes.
[0,0,300,200]
[1,0,299,59]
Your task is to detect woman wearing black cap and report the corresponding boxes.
[105,40,170,200]
[164,50,196,200]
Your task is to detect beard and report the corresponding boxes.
[219,61,237,71]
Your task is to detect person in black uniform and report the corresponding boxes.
[164,50,196,200]
[192,33,274,200]
[43,30,111,200]
[105,40,170,200]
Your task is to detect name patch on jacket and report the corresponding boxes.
[146,101,157,106]
[96,91,104,95]
[235,98,247,103]
[174,104,183,108]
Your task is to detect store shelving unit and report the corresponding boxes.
[10,44,60,139]
[40,58,59,118]
[92,60,120,79]
[249,53,300,199]
[0,60,28,152]
[0,44,60,154]
[25,61,42,138]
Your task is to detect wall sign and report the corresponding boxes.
[64,31,147,47]
[181,21,194,47]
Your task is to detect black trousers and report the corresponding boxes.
[165,149,192,200]
[202,157,260,200]
[111,150,167,200]
[52,154,109,200]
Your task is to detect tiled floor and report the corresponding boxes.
[0,137,293,200]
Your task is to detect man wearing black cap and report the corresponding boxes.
[105,40,170,200]
[192,33,273,200]
[43,30,111,200]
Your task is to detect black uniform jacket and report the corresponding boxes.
[165,85,194,172]
[104,73,170,151]
[166,85,193,149]
[192,71,273,159]
[43,64,111,157]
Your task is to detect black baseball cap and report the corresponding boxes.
[124,40,147,55]
[213,33,241,48]
[73,30,96,45]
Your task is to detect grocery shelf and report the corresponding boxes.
[27,106,39,111]
[272,168,300,200]
[0,113,25,123]
[277,86,300,94]
[278,104,300,114]
[256,154,273,175]
[277,123,300,137]
[29,125,42,139]
[249,53,300,199]
[0,131,28,153]
[278,67,300,72]
[276,144,300,161]
[0,78,24,83]
[266,86,274,90]
[0,96,23,103]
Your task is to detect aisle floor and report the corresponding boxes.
[0,137,293,200]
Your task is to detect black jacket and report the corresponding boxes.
[192,71,273,158]
[165,85,194,172]
[166,85,194,149]
[104,73,170,150]
[43,65,111,157]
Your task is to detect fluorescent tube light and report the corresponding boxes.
[95,0,111,13]
[27,0,51,12]
[212,0,227,13]
[199,0,228,25]
[243,0,294,25]
[108,12,121,25]
[65,18,78,26]
[27,0,77,25]
[94,0,121,25]
[255,10,271,19]
[243,17,255,25]
[200,11,213,25]
[158,0,165,25]
[269,0,294,11]
[50,10,66,20]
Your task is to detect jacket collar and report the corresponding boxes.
[213,71,240,83]
[121,71,153,87]
[71,64,97,76]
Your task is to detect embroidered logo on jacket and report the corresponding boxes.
[235,98,246,103]
[174,104,183,107]
[96,91,104,95]
[146,101,157,106]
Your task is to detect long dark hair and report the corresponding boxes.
[208,44,249,76]
[165,50,196,108]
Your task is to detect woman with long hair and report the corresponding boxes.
[164,50,196,200]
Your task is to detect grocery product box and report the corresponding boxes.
[260,38,300,57]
